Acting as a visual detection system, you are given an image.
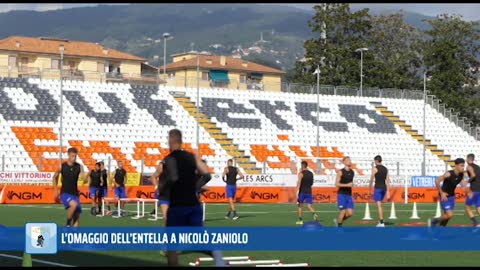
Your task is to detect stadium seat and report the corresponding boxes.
[0,77,478,175]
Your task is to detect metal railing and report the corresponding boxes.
[118,73,162,85]
[0,65,163,85]
[426,94,477,139]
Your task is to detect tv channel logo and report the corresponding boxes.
[25,223,57,254]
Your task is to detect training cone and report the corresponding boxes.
[362,202,373,220]
[410,202,420,219]
[22,253,32,267]
[389,202,398,219]
[434,200,442,218]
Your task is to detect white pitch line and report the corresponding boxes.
[0,253,75,267]
[0,204,468,216]
[205,203,440,207]
[4,204,142,213]
[210,211,272,214]
[205,209,452,214]
[0,204,450,212]
[204,203,304,207]
[5,204,89,210]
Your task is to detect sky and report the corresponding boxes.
[288,3,480,21]
[0,3,479,21]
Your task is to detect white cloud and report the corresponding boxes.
[352,4,480,21]
[0,4,99,13]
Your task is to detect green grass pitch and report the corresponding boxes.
[0,202,478,267]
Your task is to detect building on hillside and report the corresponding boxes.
[248,46,262,54]
[162,51,285,92]
[0,36,158,83]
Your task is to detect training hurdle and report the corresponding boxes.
[256,263,311,267]
[188,256,250,266]
[201,201,206,222]
[189,256,309,267]
[101,197,159,220]
[228,260,281,265]
[100,198,206,222]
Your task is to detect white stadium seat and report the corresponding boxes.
[0,77,478,176]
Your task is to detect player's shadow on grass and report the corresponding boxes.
[206,214,257,222]
[177,250,212,256]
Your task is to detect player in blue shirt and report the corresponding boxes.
[99,161,111,214]
[335,156,355,227]
[85,162,103,216]
[222,159,244,220]
[113,161,128,216]
[151,161,170,226]
[465,153,480,227]
[53,147,84,227]
[369,155,391,227]
[430,158,468,227]
[296,161,318,225]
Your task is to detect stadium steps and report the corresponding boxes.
[375,106,388,111]
[399,124,413,130]
[428,145,440,151]
[236,157,251,163]
[172,95,262,174]
[387,115,400,121]
[381,110,394,116]
[372,103,454,168]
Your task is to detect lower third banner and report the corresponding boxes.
[1,225,480,253]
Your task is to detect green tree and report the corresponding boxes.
[366,12,423,89]
[291,3,371,86]
[423,14,480,124]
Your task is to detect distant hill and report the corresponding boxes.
[0,4,458,70]
[371,9,433,30]
[0,4,314,70]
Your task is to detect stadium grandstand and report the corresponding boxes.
[0,76,478,177]
[1,1,480,266]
